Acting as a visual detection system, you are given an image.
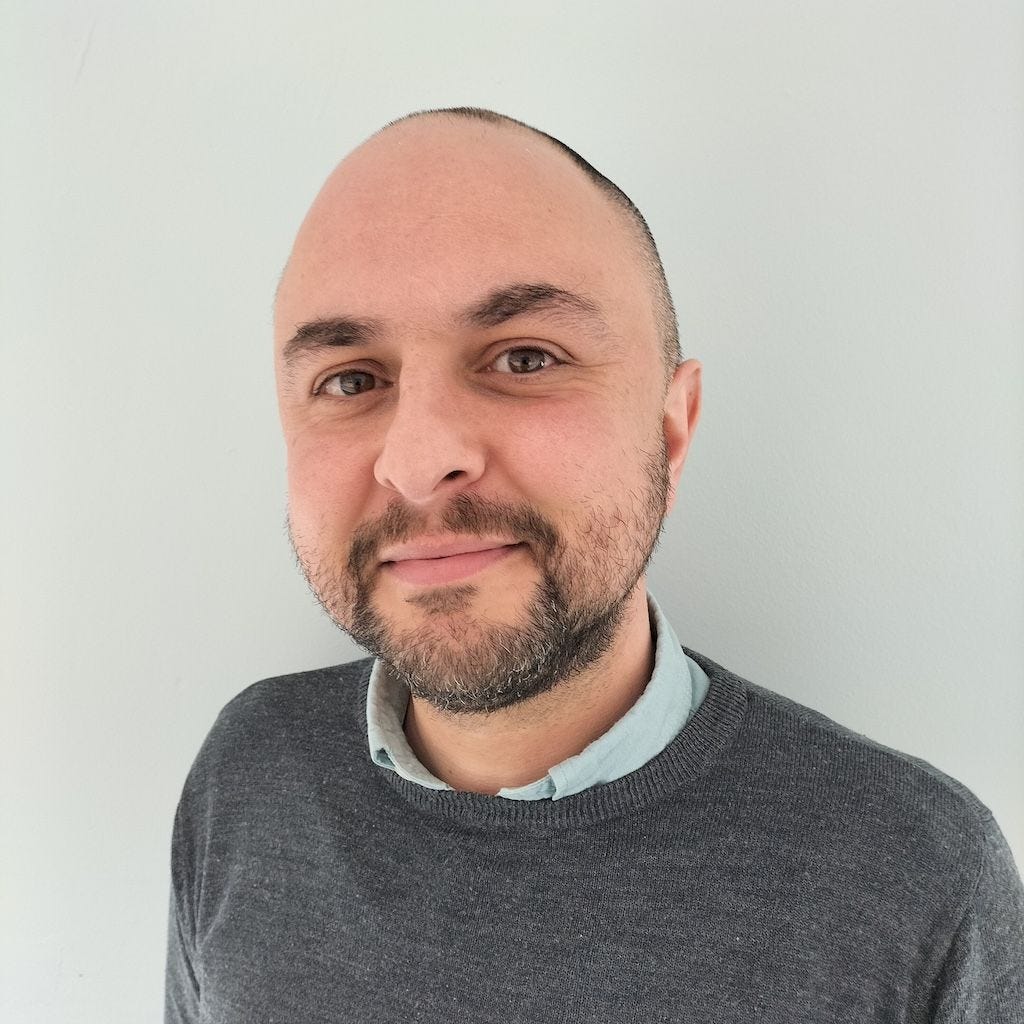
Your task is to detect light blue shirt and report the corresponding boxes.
[366,591,710,800]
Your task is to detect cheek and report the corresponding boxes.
[285,430,373,536]
[504,402,626,501]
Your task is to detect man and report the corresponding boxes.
[166,108,1024,1023]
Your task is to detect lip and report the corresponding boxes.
[382,542,523,587]
[379,536,520,563]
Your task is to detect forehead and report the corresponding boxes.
[274,118,655,345]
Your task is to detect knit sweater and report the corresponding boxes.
[165,648,1024,1023]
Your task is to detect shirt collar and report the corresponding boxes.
[365,591,703,799]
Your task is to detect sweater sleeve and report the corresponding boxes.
[930,815,1024,1023]
[164,807,201,1024]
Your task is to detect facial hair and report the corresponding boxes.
[289,439,670,715]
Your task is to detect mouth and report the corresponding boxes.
[382,543,523,587]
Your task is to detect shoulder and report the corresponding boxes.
[216,656,374,729]
[182,657,375,793]
[688,649,1024,1011]
[688,648,998,900]
[751,675,992,834]
[169,657,378,921]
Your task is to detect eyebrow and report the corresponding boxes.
[280,282,608,368]
[281,316,383,367]
[459,282,606,331]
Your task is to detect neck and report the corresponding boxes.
[403,586,655,795]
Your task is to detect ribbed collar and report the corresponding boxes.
[366,591,711,800]
[358,646,748,829]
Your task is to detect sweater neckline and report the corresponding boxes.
[363,647,750,829]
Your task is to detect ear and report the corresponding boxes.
[662,359,702,516]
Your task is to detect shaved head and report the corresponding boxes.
[381,107,681,383]
[278,106,681,389]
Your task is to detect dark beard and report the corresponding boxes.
[290,442,669,715]
[349,550,630,714]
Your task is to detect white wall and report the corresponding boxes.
[3,2,1021,1021]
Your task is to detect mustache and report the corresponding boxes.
[287,492,560,582]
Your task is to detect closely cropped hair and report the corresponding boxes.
[383,106,682,389]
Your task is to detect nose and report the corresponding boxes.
[373,376,487,504]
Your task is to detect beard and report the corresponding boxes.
[289,440,670,715]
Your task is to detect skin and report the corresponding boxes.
[274,115,702,795]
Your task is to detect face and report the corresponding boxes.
[274,118,699,714]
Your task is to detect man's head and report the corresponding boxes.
[274,107,701,714]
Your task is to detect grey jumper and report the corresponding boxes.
[165,648,1024,1023]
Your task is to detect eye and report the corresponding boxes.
[490,347,559,374]
[317,370,378,397]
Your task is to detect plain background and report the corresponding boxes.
[2,2,1022,1021]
